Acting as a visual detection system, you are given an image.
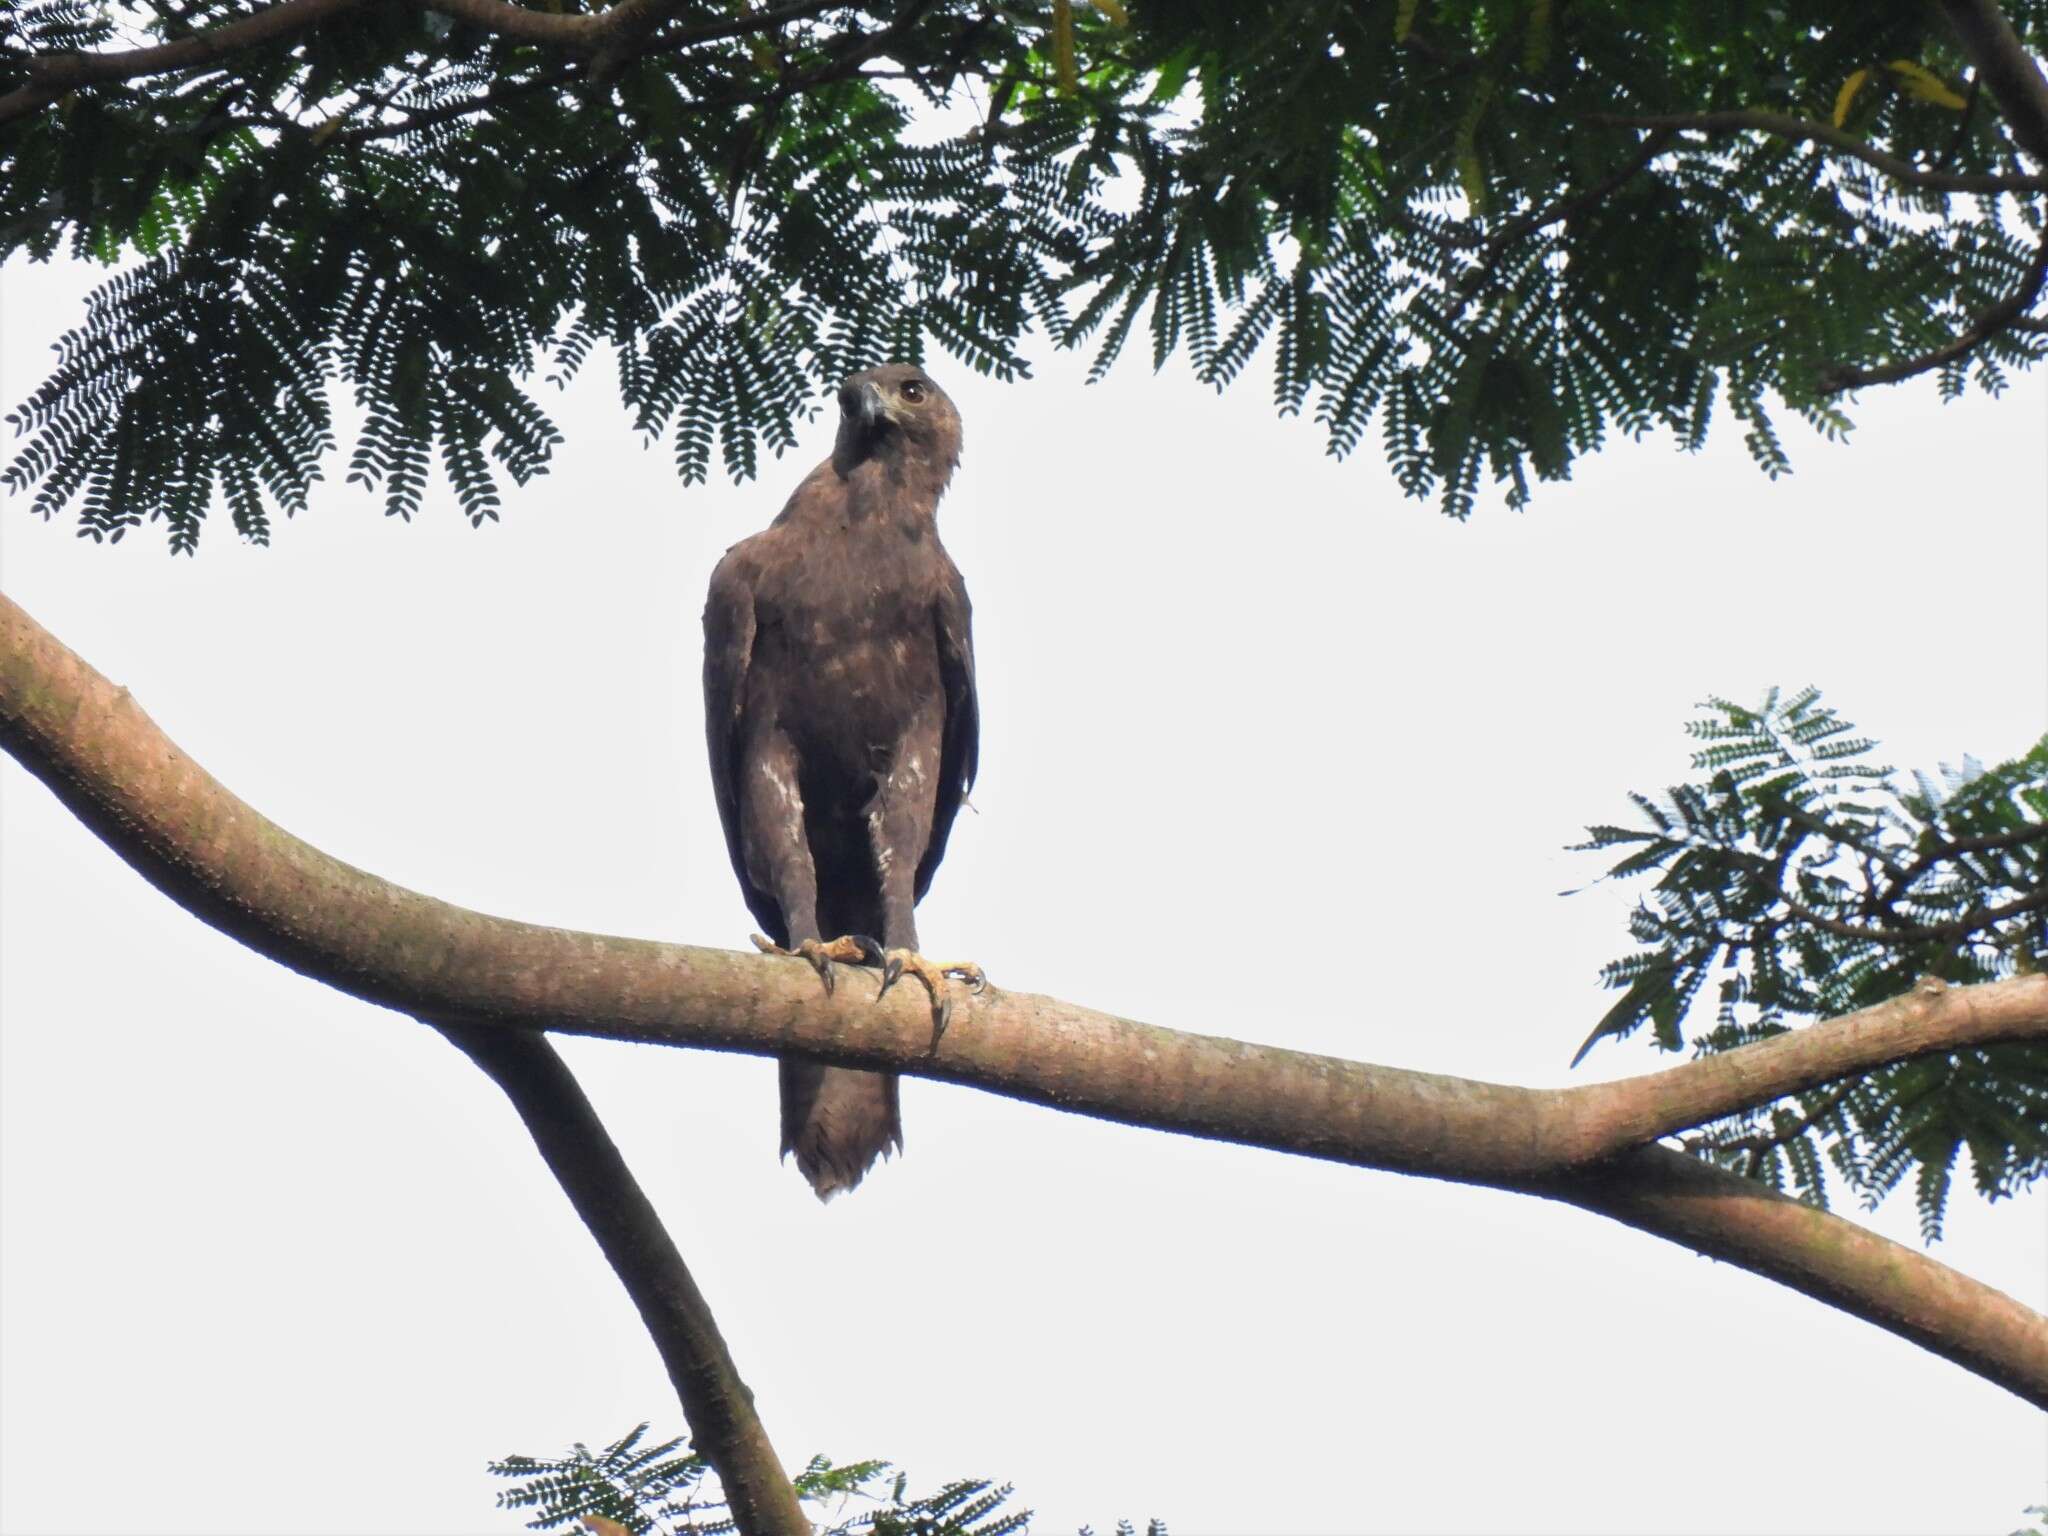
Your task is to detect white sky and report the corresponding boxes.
[2,247,2045,1536]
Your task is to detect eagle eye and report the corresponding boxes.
[900,380,927,404]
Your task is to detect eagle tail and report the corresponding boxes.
[779,1060,902,1200]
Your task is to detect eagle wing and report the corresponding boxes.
[916,560,979,901]
[702,541,785,943]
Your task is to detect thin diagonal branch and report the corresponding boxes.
[1528,1144,2048,1407]
[1782,885,2048,945]
[1881,823,2048,909]
[1820,232,2048,392]
[4,586,2046,1407]
[1478,129,1677,265]
[1591,109,2048,194]
[421,0,833,53]
[1681,1079,1859,1162]
[328,64,576,144]
[1438,129,1677,321]
[433,1019,808,1536]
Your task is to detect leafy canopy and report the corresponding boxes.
[1575,687,2047,1242]
[486,1422,1163,1536]
[4,0,2046,548]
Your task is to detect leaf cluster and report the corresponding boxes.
[3,0,1117,548]
[5,0,2047,546]
[1092,0,2048,515]
[1573,686,2047,1239]
[487,1422,1051,1536]
[491,1423,725,1534]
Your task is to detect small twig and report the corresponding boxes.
[1478,129,1677,264]
[1933,72,1985,176]
[330,63,575,144]
[1592,108,2048,194]
[1772,800,1907,877]
[1782,885,2048,946]
[1688,1079,1859,1160]
[1427,127,1679,328]
[1879,823,2048,912]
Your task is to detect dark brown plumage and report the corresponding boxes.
[702,364,980,1198]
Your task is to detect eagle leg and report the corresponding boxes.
[875,949,988,1037]
[750,933,885,997]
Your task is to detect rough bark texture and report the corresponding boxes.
[1529,1146,2048,1407]
[434,1021,809,1536]
[1942,0,2048,167]
[5,588,2047,1407]
[0,0,840,122]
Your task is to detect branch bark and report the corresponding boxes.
[0,0,844,124]
[1527,1145,2048,1406]
[1941,0,2048,167]
[0,0,366,121]
[1592,109,2048,194]
[5,586,2047,1407]
[1820,231,2048,392]
[433,1020,808,1535]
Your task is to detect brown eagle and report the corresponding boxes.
[702,364,983,1199]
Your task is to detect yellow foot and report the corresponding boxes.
[876,949,987,1035]
[750,933,884,997]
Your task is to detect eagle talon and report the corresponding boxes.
[871,948,978,1036]
[751,933,878,997]
[710,365,977,1198]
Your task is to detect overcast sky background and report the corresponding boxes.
[3,244,2045,1536]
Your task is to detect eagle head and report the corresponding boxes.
[831,363,961,482]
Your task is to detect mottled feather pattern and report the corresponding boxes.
[702,365,978,1197]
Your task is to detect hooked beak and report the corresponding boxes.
[839,379,889,428]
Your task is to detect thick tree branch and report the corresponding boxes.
[433,1020,807,1536]
[5,586,2047,1407]
[1592,109,2048,195]
[0,0,845,124]
[1527,1145,2048,1408]
[1541,973,2046,1166]
[1940,0,2048,167]
[0,0,366,122]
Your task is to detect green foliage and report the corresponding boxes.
[487,1424,1034,1536]
[1573,687,2047,1240]
[5,1,2046,546]
[492,1423,722,1534]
